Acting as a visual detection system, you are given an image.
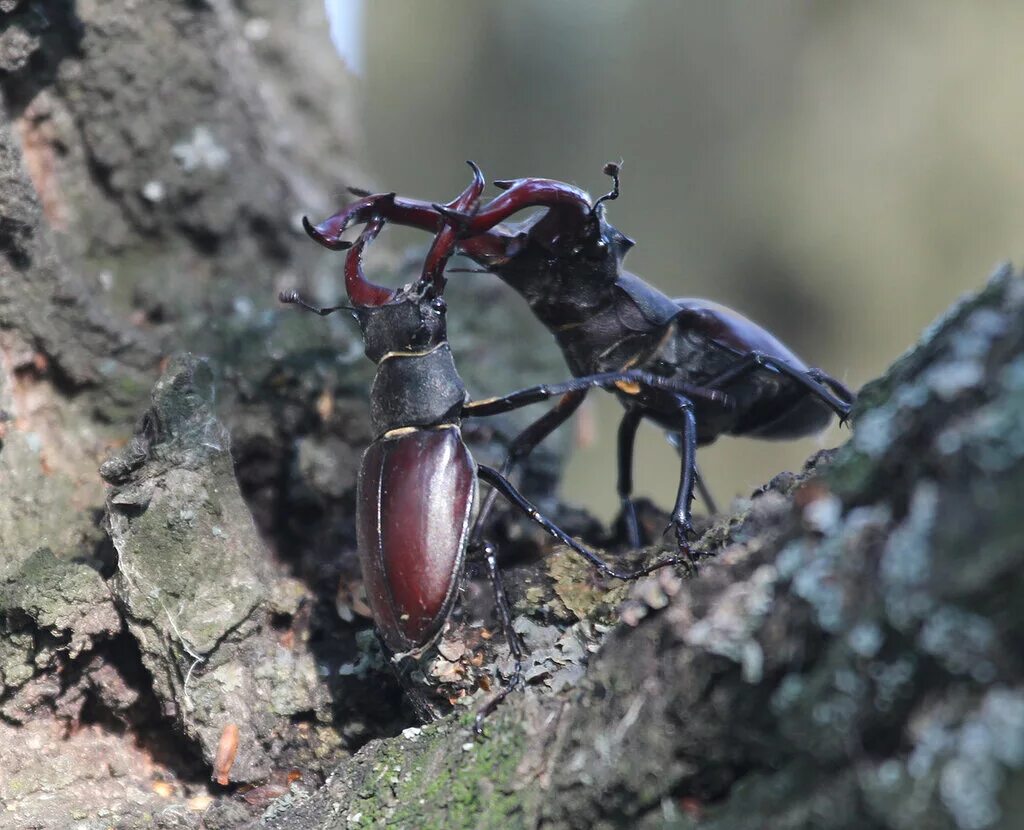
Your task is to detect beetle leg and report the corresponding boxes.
[704,351,854,423]
[463,371,728,552]
[461,369,729,419]
[477,465,686,580]
[806,368,857,426]
[616,406,644,549]
[472,541,525,736]
[666,433,719,515]
[468,389,588,550]
[694,466,719,515]
[664,395,699,562]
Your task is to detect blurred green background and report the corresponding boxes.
[344,1,1024,519]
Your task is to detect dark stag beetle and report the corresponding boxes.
[302,162,856,556]
[281,169,721,730]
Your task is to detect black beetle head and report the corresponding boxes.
[357,285,448,363]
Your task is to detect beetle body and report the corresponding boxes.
[331,217,474,656]
[284,168,691,725]
[478,211,840,444]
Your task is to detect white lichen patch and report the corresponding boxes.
[961,354,1024,473]
[791,534,849,633]
[921,360,984,401]
[847,622,884,659]
[880,481,939,631]
[770,673,805,712]
[684,564,777,683]
[950,308,1009,361]
[918,606,997,682]
[172,126,230,173]
[869,657,915,713]
[803,493,842,534]
[853,407,895,459]
[939,687,1024,830]
[141,179,165,202]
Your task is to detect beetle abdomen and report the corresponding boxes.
[356,426,477,654]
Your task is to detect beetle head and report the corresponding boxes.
[347,164,485,363]
[339,229,449,363]
[563,160,635,285]
[356,284,448,363]
[474,163,636,313]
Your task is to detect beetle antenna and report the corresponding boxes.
[278,289,358,317]
[591,160,623,217]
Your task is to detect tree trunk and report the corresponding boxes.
[2,3,1023,830]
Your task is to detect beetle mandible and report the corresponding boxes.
[302,163,855,557]
[282,166,726,728]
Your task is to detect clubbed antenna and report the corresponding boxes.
[278,288,357,317]
[591,161,623,218]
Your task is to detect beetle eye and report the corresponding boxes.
[431,297,447,313]
[584,236,609,260]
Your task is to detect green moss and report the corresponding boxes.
[342,715,530,829]
[826,445,877,499]
[548,548,630,624]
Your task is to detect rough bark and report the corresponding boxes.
[0,4,567,827]
[0,0,359,574]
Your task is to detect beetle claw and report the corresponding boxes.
[346,185,372,198]
[662,519,699,565]
[492,179,515,191]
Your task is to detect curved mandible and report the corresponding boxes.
[421,161,486,294]
[434,176,594,245]
[344,217,393,307]
[303,190,448,251]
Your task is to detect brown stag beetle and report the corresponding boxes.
[281,167,728,731]
[302,162,856,556]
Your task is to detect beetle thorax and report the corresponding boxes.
[368,343,467,437]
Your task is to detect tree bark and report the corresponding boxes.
[0,4,567,827]
[3,3,1023,830]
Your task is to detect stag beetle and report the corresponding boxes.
[282,168,724,729]
[303,163,855,555]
